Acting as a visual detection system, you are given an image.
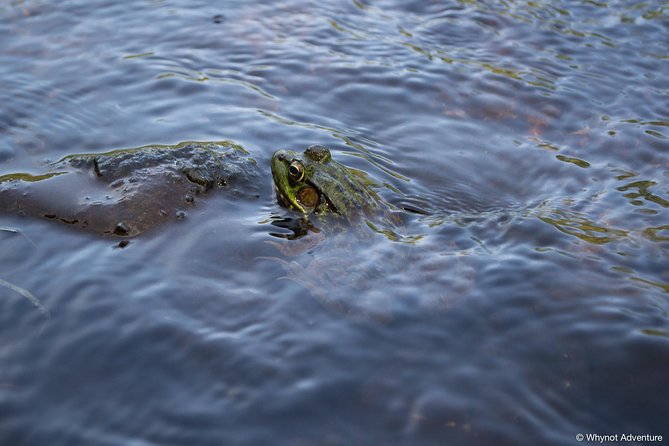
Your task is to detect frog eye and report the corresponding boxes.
[288,160,305,182]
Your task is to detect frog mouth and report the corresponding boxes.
[273,185,318,214]
[273,182,339,215]
[271,159,339,214]
[273,185,298,211]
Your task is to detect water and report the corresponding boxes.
[1,0,668,444]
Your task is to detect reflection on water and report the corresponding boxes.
[539,209,628,245]
[1,0,668,444]
[645,225,669,242]
[618,179,669,209]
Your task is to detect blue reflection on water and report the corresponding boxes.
[1,0,668,444]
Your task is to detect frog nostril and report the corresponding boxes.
[277,154,285,161]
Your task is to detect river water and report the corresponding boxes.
[1,1,668,445]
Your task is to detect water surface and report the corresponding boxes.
[1,1,668,445]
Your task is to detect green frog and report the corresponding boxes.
[268,145,434,321]
[270,145,379,219]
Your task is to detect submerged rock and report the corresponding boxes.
[0,141,260,237]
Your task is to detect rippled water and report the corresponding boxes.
[1,1,668,444]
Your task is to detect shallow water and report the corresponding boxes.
[1,1,668,445]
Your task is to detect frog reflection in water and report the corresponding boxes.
[268,145,417,322]
[270,146,475,323]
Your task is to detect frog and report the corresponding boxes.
[270,144,380,220]
[0,141,260,237]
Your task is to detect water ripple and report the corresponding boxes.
[2,0,669,443]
